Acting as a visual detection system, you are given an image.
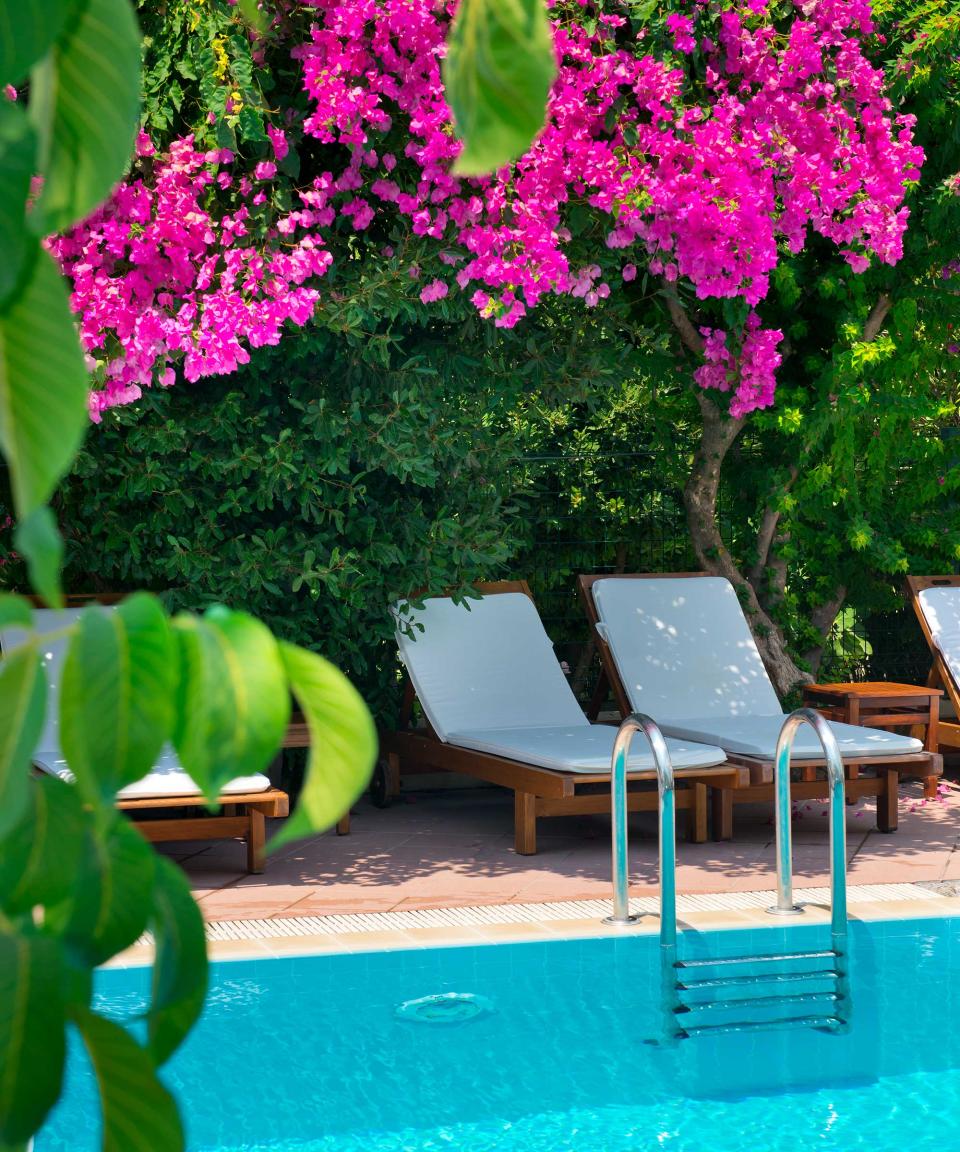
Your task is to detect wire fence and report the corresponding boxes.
[509,452,932,703]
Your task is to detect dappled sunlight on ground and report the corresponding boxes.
[161,776,960,920]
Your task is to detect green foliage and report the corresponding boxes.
[172,609,290,803]
[444,0,556,174]
[61,595,174,800]
[270,642,378,849]
[56,322,533,719]
[0,640,46,836]
[28,0,141,234]
[0,249,89,520]
[0,3,378,1149]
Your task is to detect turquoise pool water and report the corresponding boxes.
[40,916,960,1151]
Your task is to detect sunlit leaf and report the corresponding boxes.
[0,246,89,517]
[60,595,174,800]
[268,642,376,851]
[0,104,35,308]
[61,816,156,967]
[0,643,46,839]
[0,596,32,631]
[13,506,64,609]
[29,0,141,234]
[73,1009,184,1152]
[443,0,555,176]
[0,933,66,1145]
[0,0,81,89]
[146,858,207,1067]
[0,777,87,916]
[172,608,290,803]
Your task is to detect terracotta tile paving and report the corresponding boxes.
[161,778,960,920]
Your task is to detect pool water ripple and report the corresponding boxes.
[39,917,960,1151]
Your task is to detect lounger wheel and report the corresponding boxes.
[370,759,393,808]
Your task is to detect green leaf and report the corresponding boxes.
[13,506,64,608]
[0,933,66,1145]
[0,246,89,517]
[0,777,87,916]
[0,104,35,309]
[443,0,556,176]
[0,643,46,839]
[29,0,141,234]
[60,595,174,800]
[61,816,156,966]
[146,857,207,1066]
[236,0,266,35]
[268,642,376,851]
[0,597,31,632]
[73,1009,184,1152]
[172,608,290,803]
[0,0,80,89]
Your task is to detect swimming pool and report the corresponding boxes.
[39,915,960,1151]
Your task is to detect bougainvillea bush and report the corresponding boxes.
[50,0,922,423]
[41,0,960,696]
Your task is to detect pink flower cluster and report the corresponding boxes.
[694,315,784,418]
[288,0,920,413]
[50,138,331,420]
[55,0,923,418]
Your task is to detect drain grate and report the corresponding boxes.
[396,992,494,1024]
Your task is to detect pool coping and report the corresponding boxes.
[106,883,960,967]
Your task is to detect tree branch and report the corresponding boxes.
[664,287,705,357]
[804,586,848,676]
[862,294,892,343]
[749,466,798,588]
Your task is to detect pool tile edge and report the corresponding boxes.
[103,887,960,967]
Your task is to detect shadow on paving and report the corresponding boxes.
[160,777,960,916]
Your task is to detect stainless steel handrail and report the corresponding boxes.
[768,707,848,938]
[606,713,676,951]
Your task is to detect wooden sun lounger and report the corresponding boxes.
[378,580,748,855]
[577,572,942,835]
[120,789,289,873]
[907,575,960,752]
[21,592,292,873]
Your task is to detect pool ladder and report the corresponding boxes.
[606,709,850,1041]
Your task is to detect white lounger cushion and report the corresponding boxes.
[918,586,960,688]
[449,725,727,774]
[396,591,726,771]
[1,608,271,800]
[660,715,920,760]
[592,577,782,720]
[591,577,921,758]
[396,593,593,741]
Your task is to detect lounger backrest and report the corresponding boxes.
[395,592,588,741]
[591,576,782,720]
[917,586,960,689]
[0,608,84,759]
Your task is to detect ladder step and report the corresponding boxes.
[681,1015,843,1039]
[678,969,841,991]
[678,991,841,1014]
[676,950,837,970]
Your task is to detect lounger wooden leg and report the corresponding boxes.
[386,751,401,799]
[877,769,898,833]
[247,808,266,873]
[515,791,537,855]
[924,776,939,800]
[688,783,708,844]
[336,812,351,836]
[712,787,733,841]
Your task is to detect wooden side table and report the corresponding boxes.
[802,681,943,798]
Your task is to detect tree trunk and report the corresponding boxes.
[683,390,812,698]
[803,587,848,677]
